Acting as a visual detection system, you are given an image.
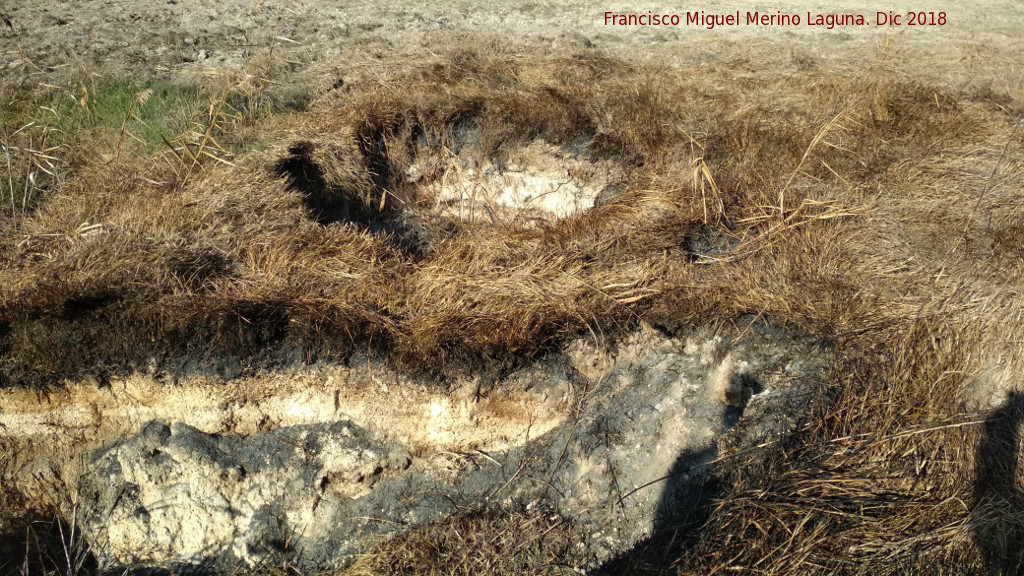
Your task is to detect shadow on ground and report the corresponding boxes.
[593,449,718,575]
[593,408,751,575]
[974,390,1024,575]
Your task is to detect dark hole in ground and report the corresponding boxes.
[723,373,764,428]
[276,144,427,257]
[358,132,395,193]
[275,146,359,227]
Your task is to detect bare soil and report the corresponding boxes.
[2,0,1021,94]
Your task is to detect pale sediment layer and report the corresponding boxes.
[0,324,825,570]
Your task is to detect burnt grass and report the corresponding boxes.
[2,44,1024,575]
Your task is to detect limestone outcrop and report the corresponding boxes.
[47,323,824,570]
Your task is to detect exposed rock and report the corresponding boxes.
[80,420,413,568]
[509,323,820,562]
[406,138,627,226]
[67,322,825,571]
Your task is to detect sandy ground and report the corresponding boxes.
[2,0,1021,96]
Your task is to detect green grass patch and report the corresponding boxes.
[35,80,199,152]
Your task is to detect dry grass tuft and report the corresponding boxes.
[346,509,587,576]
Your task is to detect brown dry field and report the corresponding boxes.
[2,0,1024,575]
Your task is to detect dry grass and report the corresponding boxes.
[346,509,587,576]
[1,38,1023,575]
